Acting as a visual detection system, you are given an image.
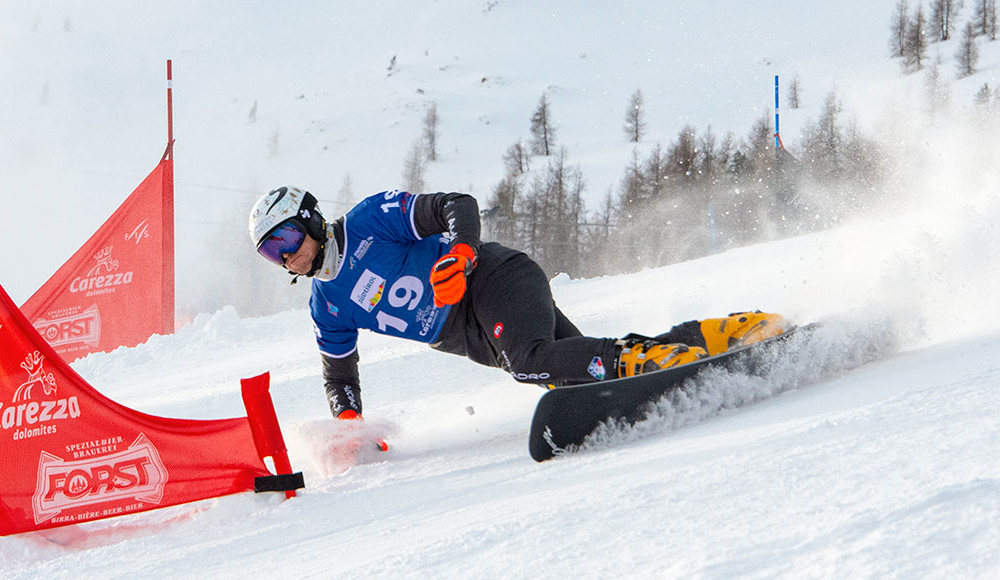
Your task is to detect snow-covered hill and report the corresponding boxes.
[3,1,1000,577]
[3,0,999,315]
[4,208,1000,578]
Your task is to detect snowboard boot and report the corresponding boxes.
[697,311,788,356]
[616,339,708,378]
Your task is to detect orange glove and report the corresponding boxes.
[430,243,477,307]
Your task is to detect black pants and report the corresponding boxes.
[433,243,619,385]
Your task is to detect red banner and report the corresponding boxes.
[0,281,274,537]
[21,159,174,361]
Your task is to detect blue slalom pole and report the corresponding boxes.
[774,75,780,149]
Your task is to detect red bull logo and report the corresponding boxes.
[33,433,168,524]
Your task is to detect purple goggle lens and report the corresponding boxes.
[257,222,306,266]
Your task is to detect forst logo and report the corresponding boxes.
[33,433,168,524]
[33,305,101,348]
[45,454,149,501]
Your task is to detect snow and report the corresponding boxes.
[5,217,1000,578]
[3,0,1000,578]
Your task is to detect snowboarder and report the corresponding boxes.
[248,186,786,421]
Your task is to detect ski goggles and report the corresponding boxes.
[257,221,306,266]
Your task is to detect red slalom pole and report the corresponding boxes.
[241,373,298,499]
[162,59,175,333]
[162,59,174,161]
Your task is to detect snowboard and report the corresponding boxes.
[528,324,813,462]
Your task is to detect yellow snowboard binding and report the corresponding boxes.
[616,339,708,378]
[697,311,788,356]
[614,311,788,378]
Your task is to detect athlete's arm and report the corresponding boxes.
[412,192,482,251]
[321,351,362,417]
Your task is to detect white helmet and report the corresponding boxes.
[249,186,328,276]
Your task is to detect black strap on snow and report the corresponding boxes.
[254,472,305,493]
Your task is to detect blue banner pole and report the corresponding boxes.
[774,75,780,150]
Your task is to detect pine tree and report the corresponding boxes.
[623,89,646,143]
[974,0,991,36]
[802,91,844,181]
[697,126,719,184]
[716,132,736,182]
[890,0,910,57]
[618,149,645,211]
[744,113,775,181]
[666,125,698,183]
[988,0,999,40]
[422,102,439,161]
[502,141,530,176]
[612,151,657,273]
[522,149,585,276]
[925,59,951,114]
[788,74,802,109]
[402,141,426,193]
[841,119,883,188]
[642,144,668,200]
[590,189,616,264]
[946,0,960,38]
[529,92,556,156]
[929,0,959,41]
[484,174,521,248]
[903,4,928,72]
[956,22,980,78]
[974,83,992,107]
[930,0,946,41]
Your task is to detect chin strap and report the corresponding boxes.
[287,237,326,285]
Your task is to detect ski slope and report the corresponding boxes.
[3,205,1000,578]
[4,0,1000,577]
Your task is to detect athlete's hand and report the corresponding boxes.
[430,243,477,307]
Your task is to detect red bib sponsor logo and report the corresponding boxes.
[33,433,168,525]
[351,269,386,313]
[493,322,504,338]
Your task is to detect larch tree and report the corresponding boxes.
[529,92,556,156]
[956,21,980,78]
[422,102,439,161]
[624,89,646,143]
